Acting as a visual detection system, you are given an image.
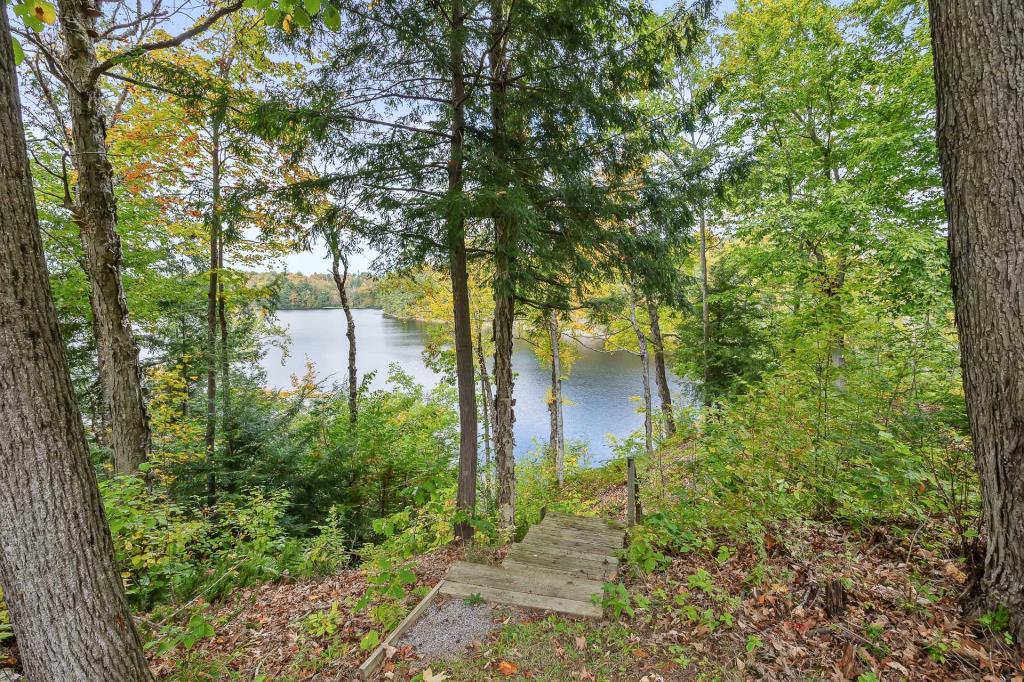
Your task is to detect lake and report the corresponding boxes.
[261,308,686,463]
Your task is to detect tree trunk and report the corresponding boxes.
[929,0,1024,637]
[57,0,150,475]
[448,0,478,542]
[646,299,675,437]
[548,310,565,486]
[330,249,358,423]
[0,12,151,677]
[476,321,494,490]
[629,297,655,460]
[204,120,221,506]
[489,0,516,535]
[698,208,710,403]
[218,232,230,453]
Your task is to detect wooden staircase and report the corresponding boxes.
[438,511,626,618]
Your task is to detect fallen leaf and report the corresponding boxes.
[837,642,857,680]
[574,635,587,651]
[423,668,449,682]
[498,661,518,676]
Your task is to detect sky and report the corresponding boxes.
[274,0,734,275]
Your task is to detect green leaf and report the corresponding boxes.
[359,630,380,651]
[303,0,320,15]
[322,4,340,30]
[264,7,282,26]
[11,38,24,66]
[291,7,311,28]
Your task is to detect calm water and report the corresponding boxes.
[262,308,686,463]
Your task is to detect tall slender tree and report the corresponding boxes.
[0,5,151,676]
[928,0,1024,637]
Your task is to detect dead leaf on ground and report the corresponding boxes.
[423,667,449,682]
[498,660,518,676]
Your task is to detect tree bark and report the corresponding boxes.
[204,119,221,506]
[0,10,151,676]
[548,310,565,486]
[698,208,710,403]
[646,299,675,437]
[330,249,358,423]
[57,0,150,475]
[629,297,654,459]
[929,0,1024,637]
[489,0,516,535]
[476,321,494,488]
[448,0,478,542]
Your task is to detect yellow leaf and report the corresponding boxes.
[282,13,293,33]
[33,0,56,24]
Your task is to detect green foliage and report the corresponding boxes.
[101,477,319,610]
[596,583,635,619]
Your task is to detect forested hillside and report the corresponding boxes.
[248,271,383,309]
[1,0,1022,680]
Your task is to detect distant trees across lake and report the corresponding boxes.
[249,271,383,310]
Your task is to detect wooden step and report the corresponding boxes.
[532,523,625,550]
[524,529,622,556]
[505,547,618,581]
[439,580,601,619]
[545,511,625,531]
[540,516,626,540]
[447,561,602,603]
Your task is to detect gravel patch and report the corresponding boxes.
[395,597,498,660]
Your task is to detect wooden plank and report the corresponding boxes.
[518,537,617,563]
[546,511,625,530]
[532,524,625,549]
[525,528,623,555]
[501,558,614,582]
[506,542,617,567]
[540,518,626,544]
[358,580,442,681]
[440,580,602,618]
[447,562,602,603]
[506,547,618,581]
[540,516,626,539]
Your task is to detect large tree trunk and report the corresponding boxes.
[489,0,517,535]
[646,299,675,436]
[0,12,152,677]
[57,0,150,475]
[447,0,478,542]
[330,249,358,423]
[548,310,565,486]
[928,0,1024,637]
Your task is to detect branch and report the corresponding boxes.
[91,0,245,79]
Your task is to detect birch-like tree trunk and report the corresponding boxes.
[330,249,358,423]
[548,310,565,486]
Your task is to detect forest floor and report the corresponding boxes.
[151,453,1023,682]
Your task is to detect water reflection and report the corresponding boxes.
[262,308,686,463]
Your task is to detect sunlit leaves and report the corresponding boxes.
[12,0,56,32]
[246,0,338,33]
